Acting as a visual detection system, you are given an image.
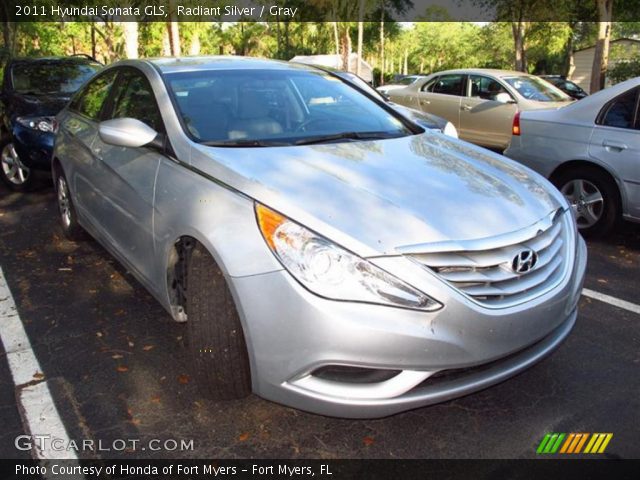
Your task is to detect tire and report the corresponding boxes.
[53,167,85,241]
[187,243,252,400]
[0,137,35,191]
[552,166,619,238]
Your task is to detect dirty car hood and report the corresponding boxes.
[191,132,565,257]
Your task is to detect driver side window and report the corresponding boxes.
[109,70,164,133]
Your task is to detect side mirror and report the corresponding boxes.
[99,118,159,148]
[495,92,516,104]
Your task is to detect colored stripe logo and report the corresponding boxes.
[537,433,613,454]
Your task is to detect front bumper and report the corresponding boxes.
[231,235,587,418]
[12,124,55,171]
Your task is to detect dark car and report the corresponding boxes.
[539,75,588,100]
[0,55,102,190]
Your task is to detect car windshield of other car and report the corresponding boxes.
[167,69,412,145]
[11,62,101,95]
[469,75,511,101]
[398,76,418,85]
[503,76,571,102]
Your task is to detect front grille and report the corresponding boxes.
[409,211,570,307]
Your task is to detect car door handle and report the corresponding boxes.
[603,139,627,151]
[419,99,430,105]
[461,105,472,111]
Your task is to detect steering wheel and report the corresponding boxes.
[295,117,335,132]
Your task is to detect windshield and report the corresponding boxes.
[166,69,412,145]
[11,62,101,95]
[503,76,571,102]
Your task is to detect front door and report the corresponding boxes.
[459,75,517,150]
[89,68,166,283]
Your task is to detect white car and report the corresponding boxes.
[505,77,640,236]
[377,75,426,95]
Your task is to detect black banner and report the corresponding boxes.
[1,459,640,480]
[1,0,640,23]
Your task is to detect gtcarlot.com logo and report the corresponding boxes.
[537,433,613,454]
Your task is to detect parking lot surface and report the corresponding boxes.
[0,181,638,459]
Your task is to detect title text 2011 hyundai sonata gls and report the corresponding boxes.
[52,57,586,418]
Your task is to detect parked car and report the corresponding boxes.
[505,77,640,237]
[0,55,101,190]
[377,75,426,96]
[389,68,573,150]
[53,57,586,418]
[305,66,458,137]
[539,75,588,100]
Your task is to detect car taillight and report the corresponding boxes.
[512,112,521,136]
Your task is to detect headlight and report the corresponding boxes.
[443,122,458,139]
[256,203,442,311]
[16,116,55,133]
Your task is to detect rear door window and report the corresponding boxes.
[597,87,639,130]
[430,74,465,96]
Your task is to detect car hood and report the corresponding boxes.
[389,103,447,130]
[191,132,565,257]
[7,92,71,118]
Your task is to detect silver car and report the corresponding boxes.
[52,57,586,418]
[505,77,640,237]
[389,69,573,150]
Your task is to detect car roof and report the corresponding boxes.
[147,56,316,74]
[430,68,536,78]
[8,56,99,65]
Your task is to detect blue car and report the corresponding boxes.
[0,55,101,190]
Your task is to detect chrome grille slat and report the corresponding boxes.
[463,256,563,297]
[438,238,563,284]
[408,211,570,307]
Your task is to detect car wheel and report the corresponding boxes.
[54,168,85,241]
[0,138,34,191]
[187,243,252,400]
[553,167,619,237]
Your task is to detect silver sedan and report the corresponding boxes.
[505,77,640,237]
[389,68,572,150]
[52,57,586,418]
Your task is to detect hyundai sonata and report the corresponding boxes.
[52,57,586,418]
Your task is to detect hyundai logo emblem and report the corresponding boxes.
[512,249,538,274]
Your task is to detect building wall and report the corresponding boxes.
[570,39,640,94]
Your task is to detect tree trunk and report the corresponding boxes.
[512,21,527,72]
[189,32,201,56]
[356,0,364,77]
[162,28,171,56]
[333,22,339,56]
[403,48,408,75]
[563,26,575,78]
[379,2,385,85]
[590,1,614,93]
[167,0,181,57]
[91,22,96,59]
[340,26,351,71]
[123,21,138,59]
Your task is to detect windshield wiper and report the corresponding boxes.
[293,131,401,146]
[201,139,290,147]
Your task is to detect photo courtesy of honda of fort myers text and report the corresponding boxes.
[1,0,640,479]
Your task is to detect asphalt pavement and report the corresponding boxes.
[0,181,638,460]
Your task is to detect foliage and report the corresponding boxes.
[608,56,640,83]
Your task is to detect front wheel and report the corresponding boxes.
[553,167,619,238]
[54,168,85,241]
[0,138,34,191]
[187,243,252,400]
